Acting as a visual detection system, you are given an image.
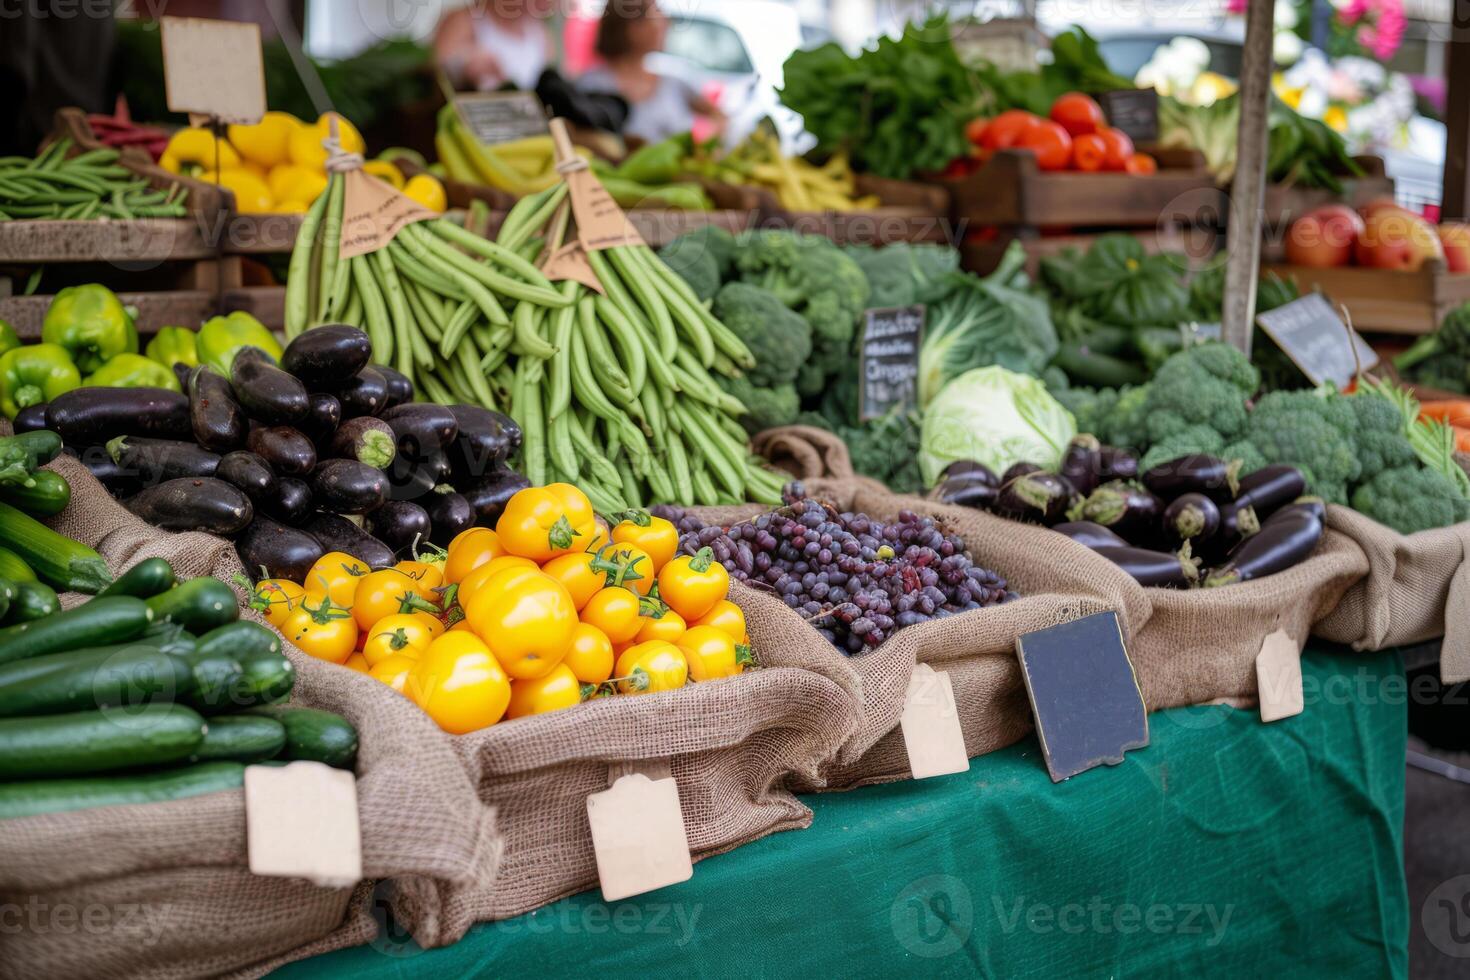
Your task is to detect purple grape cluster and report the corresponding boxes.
[651,492,1015,655]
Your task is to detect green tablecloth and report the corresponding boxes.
[281,644,1408,978]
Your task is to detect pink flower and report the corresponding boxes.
[1226,0,1247,12]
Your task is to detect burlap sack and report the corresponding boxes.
[0,453,501,979]
[751,425,857,481]
[1315,506,1470,681]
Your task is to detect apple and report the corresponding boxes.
[1284,204,1363,268]
[1440,222,1470,272]
[1358,197,1417,221]
[1355,207,1443,270]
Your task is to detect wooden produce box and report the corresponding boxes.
[754,174,951,245]
[930,147,1221,232]
[960,223,1215,277]
[1258,156,1394,230]
[1261,260,1470,335]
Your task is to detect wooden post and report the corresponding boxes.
[1443,1,1470,220]
[1222,0,1277,356]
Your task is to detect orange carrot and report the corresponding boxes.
[1419,401,1470,428]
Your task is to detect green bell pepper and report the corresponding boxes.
[82,353,182,392]
[0,344,82,419]
[40,284,139,375]
[612,137,686,186]
[144,326,199,370]
[196,312,283,376]
[0,319,19,357]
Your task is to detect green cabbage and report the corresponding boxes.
[918,366,1077,486]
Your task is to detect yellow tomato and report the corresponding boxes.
[615,641,689,695]
[588,516,610,551]
[657,547,730,622]
[245,577,304,628]
[505,665,582,719]
[464,566,577,680]
[496,484,596,562]
[414,611,447,637]
[580,587,644,644]
[691,599,747,643]
[362,613,437,666]
[304,551,371,607]
[677,626,750,682]
[353,568,437,632]
[362,159,406,189]
[228,111,298,167]
[563,623,614,684]
[456,555,538,608]
[634,607,686,645]
[444,527,504,584]
[344,652,371,674]
[282,596,359,664]
[238,159,269,181]
[402,173,447,212]
[540,551,607,611]
[370,653,419,695]
[602,541,656,596]
[396,560,445,594]
[611,511,679,573]
[288,111,364,169]
[412,632,511,733]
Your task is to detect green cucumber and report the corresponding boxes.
[195,620,282,661]
[0,499,110,593]
[0,545,36,583]
[0,575,13,621]
[145,577,238,633]
[0,634,194,695]
[2,580,59,624]
[0,644,192,717]
[248,706,357,769]
[0,596,152,666]
[186,622,281,713]
[0,704,206,778]
[194,715,286,763]
[3,430,62,470]
[180,650,244,712]
[98,557,176,599]
[0,470,70,516]
[0,761,245,820]
[233,649,295,708]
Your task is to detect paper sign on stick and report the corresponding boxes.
[338,169,437,260]
[161,17,266,125]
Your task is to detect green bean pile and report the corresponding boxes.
[287,170,784,510]
[0,139,188,221]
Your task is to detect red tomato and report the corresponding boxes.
[1049,92,1106,137]
[1099,128,1134,171]
[1018,119,1072,171]
[964,117,989,146]
[941,156,976,179]
[1125,152,1158,175]
[980,110,1040,150]
[1071,132,1107,172]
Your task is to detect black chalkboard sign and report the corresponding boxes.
[858,305,924,422]
[1016,610,1149,782]
[453,91,549,147]
[1099,89,1159,145]
[1256,292,1379,389]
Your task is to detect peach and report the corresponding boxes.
[1354,208,1443,271]
[1283,204,1363,268]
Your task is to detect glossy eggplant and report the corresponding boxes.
[1058,435,1102,497]
[994,472,1075,525]
[247,427,316,477]
[1072,480,1163,540]
[12,404,48,434]
[1205,509,1323,587]
[310,459,387,515]
[189,366,248,452]
[1001,461,1042,485]
[65,445,141,496]
[1233,465,1308,521]
[1092,545,1200,588]
[365,500,432,554]
[1162,492,1220,544]
[124,478,253,535]
[46,387,191,444]
[446,404,521,478]
[1271,497,1326,526]
[267,478,313,526]
[938,459,999,487]
[215,451,278,508]
[377,365,415,410]
[929,475,999,511]
[334,368,389,418]
[304,512,395,568]
[459,469,531,525]
[426,488,475,546]
[106,436,220,484]
[297,393,342,447]
[330,417,396,469]
[279,325,372,389]
[1142,454,1240,503]
[230,347,309,425]
[235,515,324,582]
[381,403,458,460]
[1052,521,1129,550]
[1097,446,1139,482]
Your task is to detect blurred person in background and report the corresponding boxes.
[434,1,556,91]
[578,0,725,143]
[0,7,114,155]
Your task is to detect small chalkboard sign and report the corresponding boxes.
[454,92,549,147]
[858,305,924,422]
[1099,89,1160,145]
[1016,610,1148,783]
[1256,292,1379,389]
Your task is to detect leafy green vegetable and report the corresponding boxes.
[1395,302,1470,393]
[1041,235,1190,328]
[919,366,1076,486]
[969,26,1133,115]
[799,409,926,495]
[844,243,960,309]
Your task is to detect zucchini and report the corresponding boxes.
[0,499,111,593]
[196,620,283,662]
[179,649,244,713]
[145,577,238,634]
[185,623,281,712]
[98,557,177,600]
[233,648,295,708]
[0,644,192,717]
[0,470,70,516]
[2,430,63,470]
[3,580,60,624]
[0,596,152,666]
[0,704,206,778]
[194,715,286,763]
[0,761,244,820]
[248,706,357,769]
[0,544,35,582]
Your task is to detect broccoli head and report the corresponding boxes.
[715,374,800,434]
[844,242,961,309]
[1245,390,1360,505]
[1104,384,1152,452]
[1351,465,1470,534]
[664,225,736,280]
[711,282,812,388]
[733,230,870,346]
[1395,303,1470,394]
[1348,390,1418,482]
[1220,440,1269,476]
[1053,386,1117,439]
[1143,343,1259,445]
[660,237,721,303]
[1140,424,1227,472]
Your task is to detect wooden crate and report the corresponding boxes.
[1259,156,1395,229]
[755,175,951,245]
[1262,261,1470,335]
[960,224,1214,277]
[930,147,1220,231]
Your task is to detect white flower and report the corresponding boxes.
[1274,31,1303,65]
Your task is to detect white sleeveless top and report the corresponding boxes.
[470,17,548,91]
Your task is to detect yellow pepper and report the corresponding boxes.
[444,527,504,584]
[677,625,752,682]
[304,551,370,607]
[159,128,239,175]
[369,653,420,695]
[579,586,645,644]
[602,541,656,596]
[362,613,438,667]
[267,164,328,206]
[505,665,582,719]
[289,112,365,170]
[228,111,300,168]
[615,641,689,695]
[657,547,730,622]
[363,159,407,189]
[634,607,686,645]
[402,173,447,212]
[196,168,274,213]
[610,510,680,573]
[412,632,511,733]
[463,566,577,680]
[496,483,597,563]
[691,599,748,644]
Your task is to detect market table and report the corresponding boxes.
[278,643,1408,979]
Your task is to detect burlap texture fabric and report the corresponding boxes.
[1315,505,1470,682]
[0,451,501,979]
[751,426,856,481]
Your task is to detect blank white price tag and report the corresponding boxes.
[1256,630,1304,723]
[160,17,266,125]
[900,664,969,779]
[244,762,362,888]
[587,763,692,901]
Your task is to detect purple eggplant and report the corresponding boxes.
[1162,493,1220,544]
[426,488,475,546]
[311,459,387,515]
[1142,454,1240,503]
[1058,435,1102,497]
[247,426,316,477]
[216,451,278,508]
[995,471,1075,525]
[446,404,521,480]
[12,403,48,434]
[1053,521,1129,550]
[189,366,248,452]
[1098,446,1139,482]
[1233,465,1307,521]
[1272,496,1326,526]
[1092,545,1200,588]
[377,366,415,411]
[304,512,396,569]
[236,515,324,582]
[230,347,309,426]
[1071,480,1163,541]
[939,459,999,486]
[460,469,531,525]
[280,325,373,390]
[298,392,342,447]
[106,436,219,484]
[382,403,459,461]
[365,500,433,554]
[1001,461,1042,485]
[1205,508,1323,587]
[930,475,999,511]
[334,368,389,418]
[268,477,314,526]
[1218,498,1261,542]
[330,417,396,470]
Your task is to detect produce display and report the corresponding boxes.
[259,483,751,732]
[1283,200,1465,272]
[1397,302,1470,393]
[0,139,188,221]
[433,104,562,197]
[681,127,879,212]
[82,102,171,160]
[950,95,1157,177]
[0,429,73,613]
